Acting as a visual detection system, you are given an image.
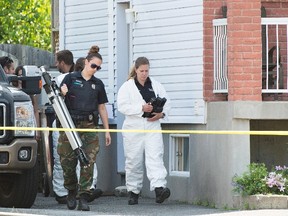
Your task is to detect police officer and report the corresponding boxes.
[58,45,111,211]
[53,51,102,205]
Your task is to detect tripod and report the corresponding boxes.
[41,66,89,167]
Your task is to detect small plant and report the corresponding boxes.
[232,163,288,196]
[232,163,269,195]
[265,165,288,195]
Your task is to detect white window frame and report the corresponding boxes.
[169,134,190,177]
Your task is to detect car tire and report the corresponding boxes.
[0,161,39,208]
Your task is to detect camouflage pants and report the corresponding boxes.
[57,120,99,195]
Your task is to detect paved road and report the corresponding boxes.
[0,193,287,216]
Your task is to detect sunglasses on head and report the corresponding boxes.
[90,63,101,71]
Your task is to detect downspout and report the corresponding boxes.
[107,1,115,105]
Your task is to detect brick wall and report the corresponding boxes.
[227,0,262,101]
[204,0,288,102]
[204,0,269,101]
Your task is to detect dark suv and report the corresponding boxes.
[0,65,41,208]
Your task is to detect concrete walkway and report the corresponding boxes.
[0,194,287,216]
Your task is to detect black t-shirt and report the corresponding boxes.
[61,72,108,115]
[135,77,156,103]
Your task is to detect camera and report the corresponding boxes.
[143,96,167,118]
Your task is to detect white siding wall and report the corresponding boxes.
[59,0,113,101]
[60,0,205,124]
[132,0,204,123]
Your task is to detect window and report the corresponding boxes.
[169,134,190,177]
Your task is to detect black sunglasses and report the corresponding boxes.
[90,63,101,71]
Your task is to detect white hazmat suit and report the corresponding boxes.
[117,77,171,194]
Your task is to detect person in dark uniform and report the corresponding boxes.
[58,45,111,211]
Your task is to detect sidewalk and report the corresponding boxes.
[0,194,287,216]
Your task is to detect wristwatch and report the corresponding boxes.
[161,113,166,119]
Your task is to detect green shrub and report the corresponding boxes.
[232,163,288,196]
[232,163,269,195]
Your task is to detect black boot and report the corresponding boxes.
[87,188,103,202]
[155,187,170,204]
[128,191,139,205]
[77,193,90,211]
[55,195,67,204]
[67,189,77,210]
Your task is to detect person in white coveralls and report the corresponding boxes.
[117,56,171,205]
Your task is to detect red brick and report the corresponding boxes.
[204,0,267,102]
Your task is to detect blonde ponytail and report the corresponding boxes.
[127,65,136,80]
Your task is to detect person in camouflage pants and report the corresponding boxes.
[59,45,111,211]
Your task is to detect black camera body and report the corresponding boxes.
[143,96,167,118]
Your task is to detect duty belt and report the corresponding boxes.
[71,114,94,122]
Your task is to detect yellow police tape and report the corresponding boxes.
[1,126,288,135]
